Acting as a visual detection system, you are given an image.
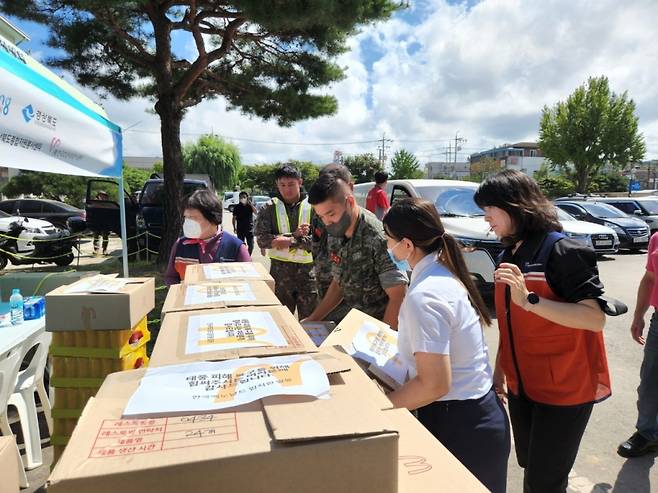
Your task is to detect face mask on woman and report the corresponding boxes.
[183,218,202,239]
[387,240,411,272]
[240,198,248,205]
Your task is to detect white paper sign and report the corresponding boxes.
[183,282,256,306]
[185,311,288,354]
[203,263,261,280]
[351,322,407,385]
[66,275,129,294]
[123,355,330,417]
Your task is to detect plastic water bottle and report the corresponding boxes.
[10,288,24,325]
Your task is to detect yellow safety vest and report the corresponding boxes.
[269,197,313,264]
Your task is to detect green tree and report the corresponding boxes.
[390,149,423,179]
[536,175,576,199]
[539,76,646,193]
[183,135,241,191]
[4,1,399,261]
[468,157,503,182]
[590,172,629,193]
[343,153,382,184]
[239,164,277,194]
[2,171,88,207]
[122,165,152,194]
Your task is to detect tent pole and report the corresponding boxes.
[118,176,130,278]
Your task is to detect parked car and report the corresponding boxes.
[0,198,84,229]
[223,191,240,212]
[252,195,271,212]
[137,178,209,251]
[555,200,650,251]
[589,197,658,235]
[555,208,619,255]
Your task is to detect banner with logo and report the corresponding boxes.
[0,33,122,178]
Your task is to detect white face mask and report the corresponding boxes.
[240,198,248,205]
[183,218,202,239]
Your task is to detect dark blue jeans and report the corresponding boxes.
[417,388,511,493]
[637,311,658,441]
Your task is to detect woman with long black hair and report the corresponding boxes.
[384,197,510,493]
[474,169,612,493]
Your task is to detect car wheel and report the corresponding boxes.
[54,253,75,266]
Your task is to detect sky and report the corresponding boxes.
[6,0,658,166]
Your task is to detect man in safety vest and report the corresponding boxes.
[255,164,316,319]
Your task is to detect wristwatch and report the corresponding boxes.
[526,292,540,305]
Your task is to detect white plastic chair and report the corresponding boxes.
[8,331,53,470]
[0,343,29,487]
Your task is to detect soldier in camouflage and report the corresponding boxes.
[304,172,408,327]
[311,163,353,323]
[255,164,317,319]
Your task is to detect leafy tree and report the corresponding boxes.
[4,1,399,262]
[390,149,423,179]
[239,161,320,195]
[122,165,152,194]
[590,172,629,193]
[468,157,502,182]
[2,171,88,207]
[343,153,382,184]
[183,135,241,191]
[539,76,646,193]
[536,175,576,199]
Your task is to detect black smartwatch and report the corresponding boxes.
[526,292,540,305]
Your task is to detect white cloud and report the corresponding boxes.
[95,0,658,165]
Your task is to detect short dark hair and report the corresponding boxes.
[308,172,349,205]
[183,189,223,225]
[320,163,353,184]
[274,164,302,181]
[473,169,561,244]
[375,171,388,184]
[239,191,248,199]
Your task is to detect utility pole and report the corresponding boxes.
[454,131,467,163]
[377,132,392,168]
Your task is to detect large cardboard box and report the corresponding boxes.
[387,408,487,492]
[183,262,275,291]
[47,350,399,493]
[46,277,155,331]
[162,280,280,314]
[0,436,21,493]
[150,305,318,367]
[321,309,406,390]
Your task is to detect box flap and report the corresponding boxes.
[162,281,280,314]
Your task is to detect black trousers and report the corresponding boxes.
[507,392,593,493]
[417,388,511,493]
[237,231,254,255]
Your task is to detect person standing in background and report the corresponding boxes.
[232,191,256,255]
[365,170,390,220]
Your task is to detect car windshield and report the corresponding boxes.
[141,182,206,206]
[427,186,483,217]
[581,202,628,218]
[638,200,658,214]
[556,208,575,221]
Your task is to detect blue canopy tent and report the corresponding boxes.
[0,33,129,276]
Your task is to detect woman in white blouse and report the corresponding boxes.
[384,198,510,493]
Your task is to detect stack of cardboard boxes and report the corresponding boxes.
[45,277,155,461]
[47,263,486,492]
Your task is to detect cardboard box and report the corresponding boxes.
[183,262,275,291]
[388,408,487,492]
[150,305,318,367]
[162,280,280,314]
[46,277,155,331]
[320,309,407,390]
[0,436,21,493]
[47,350,399,493]
[0,270,100,301]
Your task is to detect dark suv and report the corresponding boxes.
[593,197,658,235]
[555,200,650,251]
[137,178,208,251]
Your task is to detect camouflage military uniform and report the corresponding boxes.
[328,208,408,321]
[255,195,317,319]
[311,216,350,323]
